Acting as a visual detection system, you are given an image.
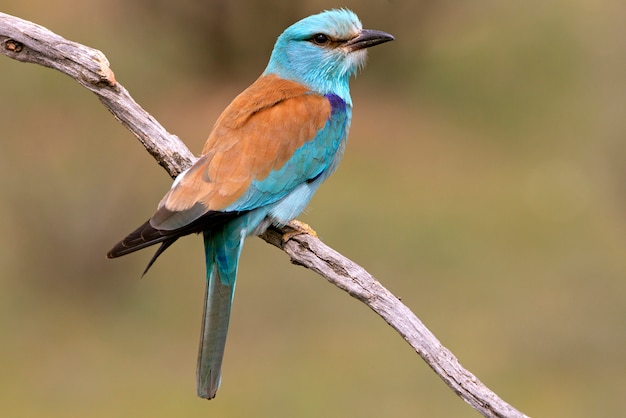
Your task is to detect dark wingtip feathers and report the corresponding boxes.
[107,210,246,274]
[107,219,168,259]
[107,219,179,275]
[141,239,178,276]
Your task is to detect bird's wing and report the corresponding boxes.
[151,74,346,231]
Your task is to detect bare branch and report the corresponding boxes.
[0,12,195,177]
[261,225,527,417]
[0,12,528,418]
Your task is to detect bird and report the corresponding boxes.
[107,8,393,400]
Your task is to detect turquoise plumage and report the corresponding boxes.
[107,9,393,399]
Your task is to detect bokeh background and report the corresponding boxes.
[1,0,625,416]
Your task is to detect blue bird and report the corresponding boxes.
[108,9,393,399]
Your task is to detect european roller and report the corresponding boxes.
[107,9,393,399]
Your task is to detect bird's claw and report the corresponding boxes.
[283,220,318,241]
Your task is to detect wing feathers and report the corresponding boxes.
[107,219,170,258]
[107,211,246,261]
[154,74,331,231]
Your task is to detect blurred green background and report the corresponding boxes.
[1,0,625,416]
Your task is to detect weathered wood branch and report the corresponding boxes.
[0,12,194,176]
[0,12,527,418]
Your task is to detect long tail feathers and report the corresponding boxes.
[197,264,235,399]
[108,214,251,398]
[197,230,241,399]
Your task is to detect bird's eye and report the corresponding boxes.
[310,33,330,45]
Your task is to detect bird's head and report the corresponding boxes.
[264,9,394,102]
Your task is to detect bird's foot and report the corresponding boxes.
[283,220,318,241]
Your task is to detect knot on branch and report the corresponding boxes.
[2,38,23,53]
[91,50,117,88]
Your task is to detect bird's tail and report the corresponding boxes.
[197,229,243,399]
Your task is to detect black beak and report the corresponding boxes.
[345,29,395,51]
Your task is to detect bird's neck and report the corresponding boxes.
[311,75,353,106]
[263,68,353,106]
